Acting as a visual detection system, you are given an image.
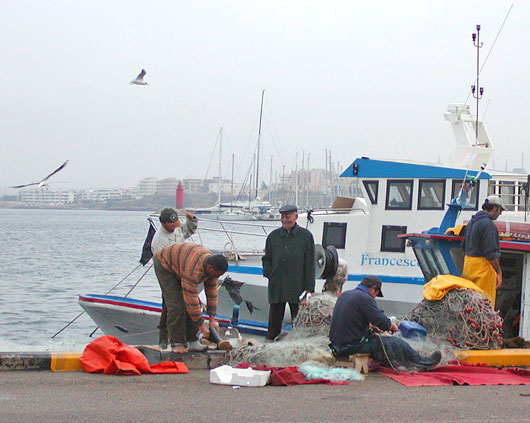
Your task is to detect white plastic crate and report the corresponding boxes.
[209,365,271,387]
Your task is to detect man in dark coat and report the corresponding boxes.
[329,276,441,371]
[262,204,315,340]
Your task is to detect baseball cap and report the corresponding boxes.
[159,208,178,223]
[484,195,506,211]
[361,275,384,297]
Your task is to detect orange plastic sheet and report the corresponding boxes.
[80,335,188,376]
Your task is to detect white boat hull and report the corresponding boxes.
[78,294,270,346]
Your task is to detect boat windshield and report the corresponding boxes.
[413,246,451,282]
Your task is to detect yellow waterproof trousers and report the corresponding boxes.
[461,256,497,306]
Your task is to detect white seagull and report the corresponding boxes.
[10,160,69,190]
[130,69,149,85]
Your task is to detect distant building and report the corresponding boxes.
[18,190,74,205]
[137,177,158,196]
[289,168,331,194]
[208,178,243,195]
[157,177,179,195]
[74,188,134,202]
[183,178,208,193]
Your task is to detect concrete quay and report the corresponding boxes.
[0,349,228,372]
[3,348,530,372]
[1,369,529,423]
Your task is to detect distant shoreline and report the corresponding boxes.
[0,202,155,212]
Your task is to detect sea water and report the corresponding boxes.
[0,208,272,352]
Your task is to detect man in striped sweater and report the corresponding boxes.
[154,242,228,353]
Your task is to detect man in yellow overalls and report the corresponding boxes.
[462,195,505,306]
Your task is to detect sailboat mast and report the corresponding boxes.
[295,152,299,207]
[231,153,234,207]
[306,153,310,207]
[218,127,222,210]
[255,89,265,199]
[269,154,273,203]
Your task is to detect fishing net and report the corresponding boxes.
[228,293,337,367]
[405,288,504,350]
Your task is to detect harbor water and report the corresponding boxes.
[0,208,273,352]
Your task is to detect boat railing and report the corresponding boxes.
[147,214,277,262]
[302,207,367,215]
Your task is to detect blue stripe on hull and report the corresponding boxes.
[346,274,425,285]
[228,264,264,275]
[228,265,425,286]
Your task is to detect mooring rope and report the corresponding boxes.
[89,264,154,337]
[51,263,144,338]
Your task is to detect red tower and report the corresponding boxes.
[176,182,184,209]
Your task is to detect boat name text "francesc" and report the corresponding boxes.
[360,254,419,268]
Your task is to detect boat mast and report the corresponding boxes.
[306,153,310,207]
[218,127,222,211]
[269,154,273,203]
[231,153,234,207]
[471,24,484,145]
[295,152,299,207]
[329,150,334,205]
[255,89,265,199]
[249,156,254,209]
[302,150,305,207]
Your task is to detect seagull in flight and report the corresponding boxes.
[130,69,149,85]
[10,160,69,190]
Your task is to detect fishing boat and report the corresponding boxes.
[401,191,530,340]
[78,97,530,345]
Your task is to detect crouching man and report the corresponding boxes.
[329,275,441,371]
[154,242,228,353]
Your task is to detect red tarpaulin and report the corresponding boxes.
[80,335,188,376]
[376,364,530,387]
[236,363,347,386]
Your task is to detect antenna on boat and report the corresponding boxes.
[471,24,484,145]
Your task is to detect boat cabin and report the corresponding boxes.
[296,158,492,316]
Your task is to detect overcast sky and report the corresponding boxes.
[1,1,528,192]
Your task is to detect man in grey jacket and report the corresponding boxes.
[151,207,198,350]
[151,208,198,255]
[262,204,315,340]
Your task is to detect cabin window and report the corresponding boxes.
[499,181,516,211]
[518,184,529,212]
[380,225,407,252]
[322,222,347,249]
[363,180,378,205]
[418,180,445,210]
[488,181,496,196]
[451,180,479,210]
[385,180,413,210]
